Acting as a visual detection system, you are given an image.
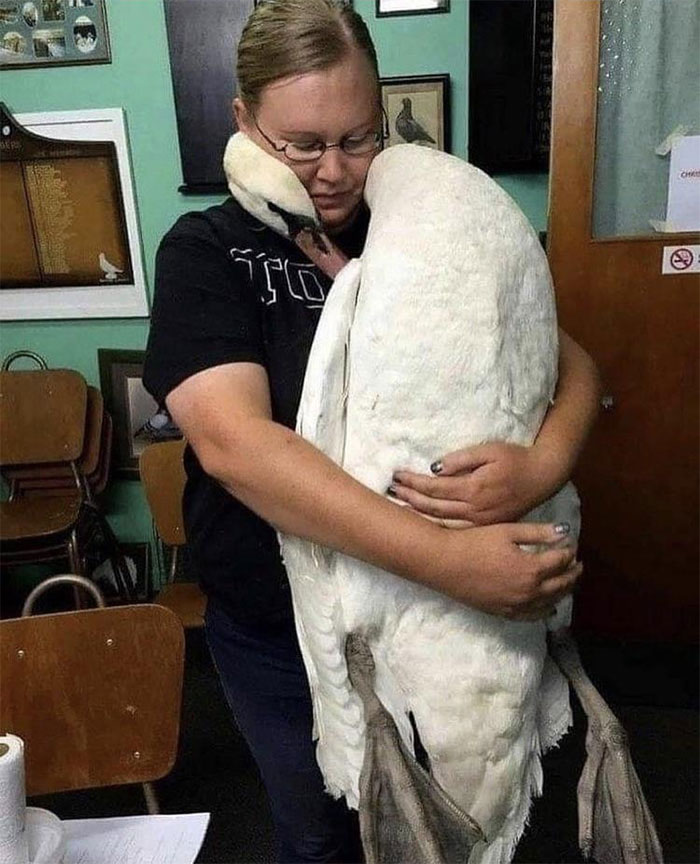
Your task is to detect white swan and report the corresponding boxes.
[224,134,580,864]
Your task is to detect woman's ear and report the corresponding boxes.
[233,97,254,136]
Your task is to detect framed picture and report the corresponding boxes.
[380,74,450,154]
[163,0,255,193]
[0,106,148,320]
[93,542,153,602]
[98,349,182,479]
[376,0,449,17]
[0,0,110,70]
[469,0,553,173]
[122,542,152,601]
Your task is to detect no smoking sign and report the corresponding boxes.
[662,244,700,275]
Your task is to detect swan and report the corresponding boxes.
[224,133,580,864]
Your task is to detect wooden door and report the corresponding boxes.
[548,0,699,642]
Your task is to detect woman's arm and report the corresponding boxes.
[389,329,601,525]
[166,362,581,620]
[530,328,602,486]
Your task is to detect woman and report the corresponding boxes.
[144,1,599,860]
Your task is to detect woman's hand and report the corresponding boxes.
[434,520,580,619]
[391,330,601,526]
[390,441,560,526]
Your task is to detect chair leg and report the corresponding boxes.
[68,530,85,609]
[169,546,179,583]
[142,781,159,815]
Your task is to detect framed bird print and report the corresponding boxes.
[380,74,450,154]
[98,349,182,479]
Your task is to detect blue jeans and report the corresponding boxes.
[204,599,361,863]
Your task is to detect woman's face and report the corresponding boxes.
[235,50,380,234]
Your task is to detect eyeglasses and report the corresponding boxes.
[252,111,389,164]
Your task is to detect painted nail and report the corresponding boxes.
[430,461,443,475]
[386,486,398,497]
[554,522,571,535]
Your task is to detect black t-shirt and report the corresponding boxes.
[143,197,368,624]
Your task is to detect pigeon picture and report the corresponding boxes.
[395,97,436,146]
[98,251,123,281]
[134,405,182,441]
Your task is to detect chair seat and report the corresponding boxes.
[155,582,206,629]
[0,494,82,542]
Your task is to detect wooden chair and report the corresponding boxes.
[1,353,111,501]
[0,368,88,570]
[139,440,206,628]
[5,386,112,500]
[0,576,184,811]
[0,368,133,602]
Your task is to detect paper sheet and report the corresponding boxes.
[62,813,210,864]
[666,134,700,231]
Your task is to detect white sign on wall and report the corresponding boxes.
[661,244,700,275]
[666,135,700,233]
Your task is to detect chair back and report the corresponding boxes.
[17,406,114,498]
[0,604,184,796]
[139,440,187,546]
[0,369,87,466]
[4,387,106,485]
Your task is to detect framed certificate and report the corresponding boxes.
[0,105,148,319]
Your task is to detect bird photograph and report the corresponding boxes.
[395,95,436,146]
[134,404,182,442]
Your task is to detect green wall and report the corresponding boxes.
[0,0,548,549]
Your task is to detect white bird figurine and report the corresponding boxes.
[223,133,580,864]
[98,251,123,281]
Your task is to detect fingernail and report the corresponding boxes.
[554,522,571,535]
[386,486,398,497]
[430,461,443,475]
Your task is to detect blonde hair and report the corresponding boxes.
[237,0,380,109]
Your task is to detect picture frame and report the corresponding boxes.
[0,0,111,70]
[0,106,148,320]
[122,542,152,601]
[380,74,450,154]
[98,349,182,479]
[469,0,553,173]
[162,0,255,193]
[94,541,153,603]
[376,0,449,17]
